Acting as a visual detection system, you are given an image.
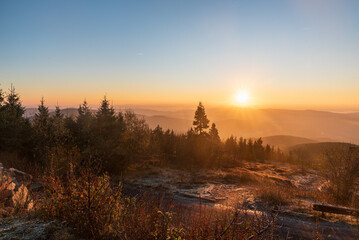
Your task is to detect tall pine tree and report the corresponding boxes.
[193,102,210,135]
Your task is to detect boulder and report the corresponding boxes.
[1,163,34,216]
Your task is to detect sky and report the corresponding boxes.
[1,0,359,111]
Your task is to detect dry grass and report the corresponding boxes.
[257,186,291,207]
[38,169,279,240]
[223,172,259,185]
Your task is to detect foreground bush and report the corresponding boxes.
[39,169,278,239]
[40,170,183,239]
[40,170,123,238]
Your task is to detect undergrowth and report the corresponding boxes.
[38,169,278,240]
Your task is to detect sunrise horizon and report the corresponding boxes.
[2,1,359,113]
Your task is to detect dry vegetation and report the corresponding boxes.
[36,169,279,240]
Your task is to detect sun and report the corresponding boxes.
[235,91,250,105]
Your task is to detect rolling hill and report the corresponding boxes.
[262,135,318,150]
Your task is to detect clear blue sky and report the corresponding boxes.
[1,0,359,109]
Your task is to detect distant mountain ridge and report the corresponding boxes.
[262,135,318,150]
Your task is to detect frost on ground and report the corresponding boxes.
[124,161,325,210]
[0,216,78,240]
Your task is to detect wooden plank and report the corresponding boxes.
[313,204,359,216]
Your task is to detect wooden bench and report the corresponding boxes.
[313,204,359,216]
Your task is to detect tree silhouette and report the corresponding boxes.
[33,97,50,132]
[0,88,4,106]
[33,97,52,166]
[96,96,115,121]
[75,100,94,151]
[4,84,25,118]
[0,85,31,155]
[209,123,220,142]
[51,106,68,141]
[193,102,210,135]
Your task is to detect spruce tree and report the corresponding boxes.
[51,106,67,140]
[50,105,77,174]
[4,85,25,118]
[78,100,92,119]
[94,96,125,172]
[33,97,51,166]
[33,97,50,132]
[96,96,115,121]
[193,102,210,135]
[1,85,29,152]
[54,106,63,119]
[209,123,220,142]
[72,100,95,160]
[77,100,93,132]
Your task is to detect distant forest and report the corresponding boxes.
[0,86,286,174]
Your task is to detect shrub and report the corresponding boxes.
[40,170,123,238]
[40,170,184,239]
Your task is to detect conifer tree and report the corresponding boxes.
[0,85,31,153]
[33,97,52,165]
[33,97,50,133]
[93,96,125,172]
[96,96,115,121]
[54,106,63,118]
[49,105,78,174]
[77,100,93,132]
[68,100,95,163]
[208,123,221,166]
[78,100,91,117]
[193,102,210,135]
[51,106,67,140]
[4,85,25,118]
[209,123,220,142]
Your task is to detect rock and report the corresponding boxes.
[1,163,34,215]
[31,183,44,192]
[8,168,32,186]
[0,216,79,240]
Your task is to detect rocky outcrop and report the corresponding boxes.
[0,163,33,217]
